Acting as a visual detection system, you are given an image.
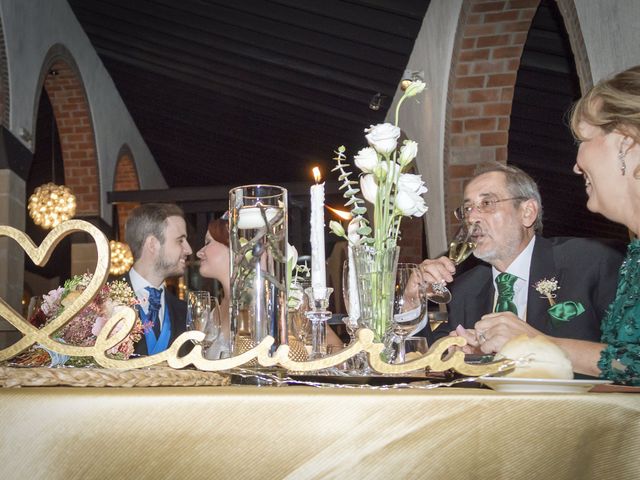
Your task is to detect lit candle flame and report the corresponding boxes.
[326,206,352,221]
[312,166,322,184]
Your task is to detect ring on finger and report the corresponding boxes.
[478,331,487,343]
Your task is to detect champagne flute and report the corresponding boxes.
[427,222,480,304]
[289,278,311,346]
[403,336,429,362]
[187,291,219,351]
[27,295,44,325]
[391,264,427,364]
[341,259,371,374]
[203,297,223,355]
[341,260,358,345]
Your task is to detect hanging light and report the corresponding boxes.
[28,182,77,228]
[109,240,134,276]
[28,107,76,228]
[369,92,384,111]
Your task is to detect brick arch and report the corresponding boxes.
[444,0,540,238]
[37,44,99,216]
[556,0,592,92]
[113,144,140,240]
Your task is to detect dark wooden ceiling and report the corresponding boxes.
[66,0,431,187]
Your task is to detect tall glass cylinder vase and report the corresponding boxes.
[229,185,288,356]
[352,245,400,343]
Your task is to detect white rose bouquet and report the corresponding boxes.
[329,80,427,251]
[328,80,428,342]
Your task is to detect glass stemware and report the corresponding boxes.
[403,336,429,362]
[26,295,44,323]
[289,279,312,347]
[341,259,359,344]
[341,259,370,374]
[203,298,226,359]
[391,264,427,364]
[427,222,480,304]
[304,287,333,360]
[187,291,220,352]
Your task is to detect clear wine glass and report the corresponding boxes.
[289,279,311,346]
[341,259,358,345]
[427,222,480,304]
[204,299,229,360]
[341,259,369,374]
[391,264,427,364]
[26,295,44,322]
[403,336,429,362]
[187,291,220,351]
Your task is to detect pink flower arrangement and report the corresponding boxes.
[28,273,145,362]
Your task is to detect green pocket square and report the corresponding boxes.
[548,301,585,327]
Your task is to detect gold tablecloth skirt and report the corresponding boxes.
[1,386,639,479]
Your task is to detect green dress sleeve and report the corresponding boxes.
[598,240,640,386]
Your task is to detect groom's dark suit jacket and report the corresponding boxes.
[121,273,188,356]
[430,236,624,342]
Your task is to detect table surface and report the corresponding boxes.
[2,384,640,480]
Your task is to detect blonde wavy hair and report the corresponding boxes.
[570,65,640,144]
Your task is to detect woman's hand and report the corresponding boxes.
[473,312,542,353]
[449,325,483,354]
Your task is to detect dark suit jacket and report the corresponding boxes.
[429,236,624,343]
[120,273,188,356]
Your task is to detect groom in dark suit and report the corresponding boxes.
[421,162,623,354]
[123,203,193,355]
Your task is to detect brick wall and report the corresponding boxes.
[445,0,539,238]
[43,60,99,216]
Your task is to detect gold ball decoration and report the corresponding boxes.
[109,240,134,276]
[28,182,77,229]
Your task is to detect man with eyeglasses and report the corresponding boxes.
[420,162,623,356]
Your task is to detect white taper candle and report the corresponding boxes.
[310,168,326,292]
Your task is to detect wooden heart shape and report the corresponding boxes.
[0,220,110,361]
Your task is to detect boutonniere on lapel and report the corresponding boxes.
[533,277,585,327]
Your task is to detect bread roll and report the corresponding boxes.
[495,335,574,379]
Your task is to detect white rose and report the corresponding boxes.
[404,79,426,98]
[398,173,427,195]
[396,189,428,217]
[398,140,418,167]
[360,174,378,204]
[353,147,379,173]
[347,218,361,244]
[364,123,401,156]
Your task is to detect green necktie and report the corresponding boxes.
[494,272,518,314]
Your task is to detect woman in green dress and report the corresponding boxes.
[569,65,640,385]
